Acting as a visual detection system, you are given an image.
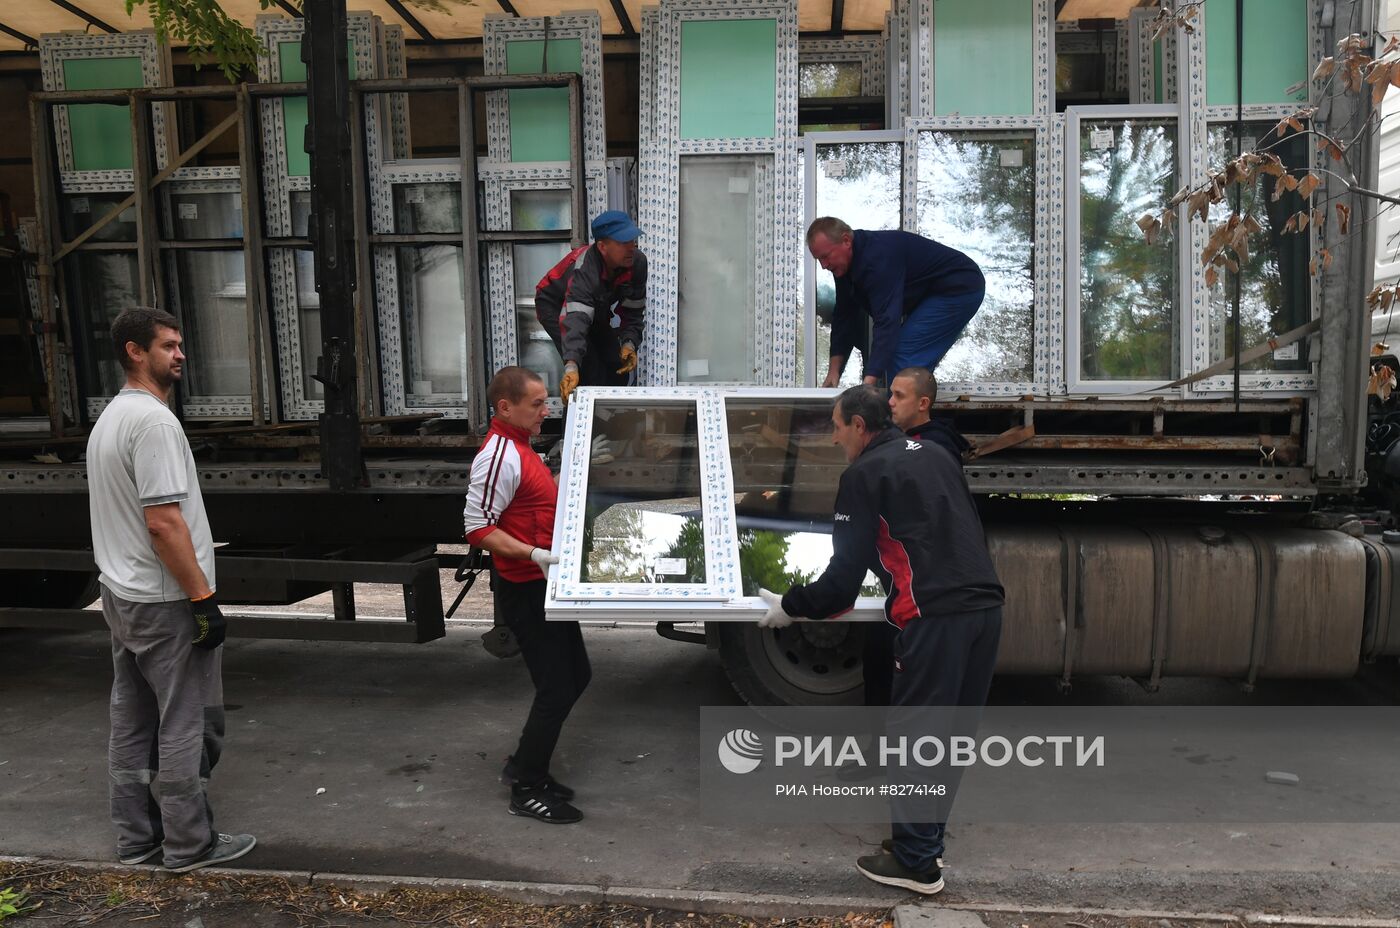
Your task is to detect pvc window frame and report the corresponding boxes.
[255,14,384,422]
[917,0,1054,119]
[1064,103,1185,396]
[545,385,886,622]
[797,36,887,98]
[642,0,801,389]
[902,116,1064,395]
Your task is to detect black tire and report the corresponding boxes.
[3,570,101,609]
[715,621,866,706]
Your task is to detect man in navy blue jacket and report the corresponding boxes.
[756,385,1003,895]
[809,217,984,388]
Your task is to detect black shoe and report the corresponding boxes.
[509,785,583,824]
[879,838,945,868]
[501,755,575,801]
[856,853,943,894]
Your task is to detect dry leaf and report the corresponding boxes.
[1337,202,1352,234]
[1297,173,1321,199]
[1313,57,1337,81]
[1205,265,1219,289]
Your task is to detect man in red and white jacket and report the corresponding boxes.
[464,366,589,824]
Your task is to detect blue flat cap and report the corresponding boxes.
[591,210,642,243]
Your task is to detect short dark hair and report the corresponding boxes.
[487,366,544,412]
[834,384,892,433]
[111,307,180,372]
[806,216,852,246]
[894,366,938,405]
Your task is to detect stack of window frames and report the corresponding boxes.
[39,33,171,420]
[640,0,801,388]
[482,12,608,414]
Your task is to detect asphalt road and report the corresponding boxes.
[4,618,1400,919]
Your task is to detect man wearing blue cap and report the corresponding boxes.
[534,210,648,403]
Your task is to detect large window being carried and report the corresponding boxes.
[547,387,885,621]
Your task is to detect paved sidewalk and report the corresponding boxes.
[3,626,1400,918]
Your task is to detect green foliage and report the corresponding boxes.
[0,887,36,922]
[126,0,273,82]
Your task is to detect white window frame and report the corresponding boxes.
[798,36,887,98]
[546,385,887,622]
[902,116,1063,395]
[1064,104,1185,396]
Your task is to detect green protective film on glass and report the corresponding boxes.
[279,41,358,176]
[505,38,583,162]
[679,20,777,140]
[1153,41,1165,102]
[62,58,144,171]
[1206,0,1309,105]
[933,0,1034,116]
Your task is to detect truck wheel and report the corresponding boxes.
[3,571,100,609]
[716,621,865,706]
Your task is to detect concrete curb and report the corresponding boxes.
[6,855,1400,926]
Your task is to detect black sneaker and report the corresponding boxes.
[856,853,944,895]
[166,833,257,873]
[509,785,582,824]
[500,756,575,801]
[879,838,944,868]
[117,845,162,865]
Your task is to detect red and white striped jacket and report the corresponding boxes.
[463,418,557,583]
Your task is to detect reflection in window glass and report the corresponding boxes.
[282,248,322,401]
[678,156,769,383]
[1205,123,1310,373]
[61,193,137,243]
[581,402,707,584]
[68,252,140,399]
[1078,117,1178,382]
[814,141,900,386]
[511,189,571,396]
[725,399,882,597]
[393,183,461,234]
[916,130,1035,382]
[168,250,251,399]
[799,62,863,98]
[396,244,466,405]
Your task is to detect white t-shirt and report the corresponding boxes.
[86,388,216,603]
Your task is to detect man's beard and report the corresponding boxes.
[153,365,182,389]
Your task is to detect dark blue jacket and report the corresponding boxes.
[831,230,984,382]
[781,427,1003,629]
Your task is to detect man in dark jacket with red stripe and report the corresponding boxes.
[757,384,1003,895]
[534,211,647,403]
[465,367,588,824]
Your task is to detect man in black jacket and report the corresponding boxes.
[889,367,969,461]
[756,385,1003,895]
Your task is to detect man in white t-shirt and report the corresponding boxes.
[86,307,254,873]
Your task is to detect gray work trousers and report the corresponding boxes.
[101,586,225,868]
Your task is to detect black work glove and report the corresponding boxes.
[190,593,227,650]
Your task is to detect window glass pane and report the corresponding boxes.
[933,0,1034,116]
[393,183,461,234]
[580,402,707,584]
[168,250,252,399]
[66,252,140,399]
[677,155,769,383]
[61,57,142,171]
[290,191,311,238]
[395,244,467,405]
[800,62,863,98]
[813,141,900,385]
[61,193,137,242]
[916,130,1035,382]
[278,247,322,401]
[1205,123,1311,373]
[163,190,243,240]
[511,189,571,397]
[505,38,583,162]
[725,398,881,596]
[1078,117,1178,382]
[680,20,778,140]
[1205,0,1309,106]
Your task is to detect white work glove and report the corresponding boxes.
[757,587,795,629]
[530,547,560,568]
